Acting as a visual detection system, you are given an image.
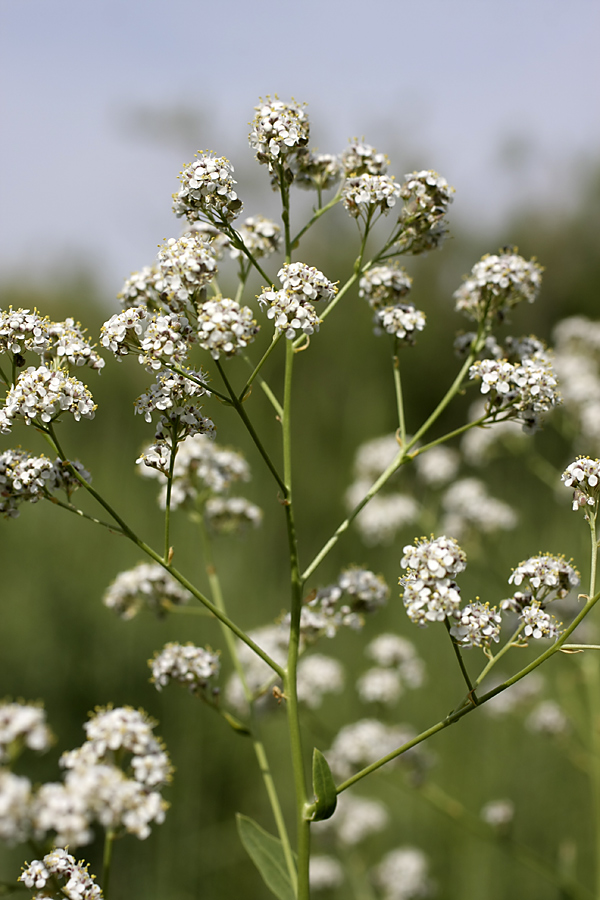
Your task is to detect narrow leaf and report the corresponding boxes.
[236,813,296,900]
[309,748,337,821]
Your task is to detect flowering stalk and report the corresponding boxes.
[392,337,407,444]
[102,828,115,899]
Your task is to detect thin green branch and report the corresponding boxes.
[290,189,343,247]
[444,619,477,700]
[239,333,283,401]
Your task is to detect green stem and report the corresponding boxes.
[473,622,526,689]
[163,430,178,563]
[102,829,115,899]
[239,333,283,401]
[197,518,297,892]
[44,425,284,677]
[581,510,600,899]
[444,618,477,700]
[47,495,126,534]
[392,339,406,444]
[290,189,342,247]
[281,339,310,900]
[337,587,600,794]
[215,359,286,494]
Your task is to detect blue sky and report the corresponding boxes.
[1,0,599,293]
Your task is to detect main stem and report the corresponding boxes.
[582,510,600,899]
[281,339,310,900]
[197,519,297,892]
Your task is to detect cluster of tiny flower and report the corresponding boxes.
[229,216,281,260]
[315,792,389,847]
[44,318,105,371]
[440,477,517,540]
[449,601,502,648]
[295,654,345,709]
[374,846,435,900]
[135,368,215,454]
[249,96,309,177]
[0,450,89,516]
[291,151,343,191]
[150,642,220,695]
[552,316,600,452]
[562,456,600,512]
[309,855,345,891]
[461,400,526,466]
[204,495,263,535]
[296,568,389,642]
[225,624,289,714]
[139,433,250,509]
[481,799,515,830]
[341,140,389,176]
[20,848,102,900]
[400,536,467,626]
[0,308,51,357]
[396,170,454,254]
[453,248,543,322]
[359,265,412,310]
[0,366,96,434]
[197,296,259,359]
[469,353,560,431]
[0,702,53,763]
[103,562,191,619]
[526,699,569,735]
[172,153,243,224]
[117,266,164,309]
[325,719,420,781]
[357,633,426,705]
[138,312,194,371]
[0,769,32,844]
[99,306,147,358]
[374,304,426,345]
[257,263,336,341]
[342,173,401,220]
[154,233,218,311]
[508,554,580,603]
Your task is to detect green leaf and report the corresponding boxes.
[236,813,296,900]
[308,748,337,821]
[220,709,251,735]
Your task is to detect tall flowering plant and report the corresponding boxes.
[0,95,599,900]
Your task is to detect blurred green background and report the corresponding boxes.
[2,160,600,899]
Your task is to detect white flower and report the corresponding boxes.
[197,297,259,359]
[99,306,147,358]
[309,855,344,891]
[173,152,242,223]
[526,700,569,734]
[342,174,401,219]
[277,262,337,304]
[521,602,562,640]
[249,96,309,168]
[374,846,435,900]
[341,140,389,176]
[0,702,52,763]
[357,668,403,705]
[257,288,320,341]
[20,849,103,899]
[0,308,51,356]
[204,496,263,535]
[359,265,412,310]
[397,170,454,255]
[326,719,418,780]
[103,563,191,619]
[230,216,281,260]
[562,456,600,510]
[481,799,514,828]
[150,643,220,694]
[0,366,95,434]
[0,769,32,844]
[441,478,517,539]
[508,554,579,601]
[138,312,194,370]
[374,304,426,344]
[454,248,543,321]
[449,602,502,647]
[292,152,342,191]
[314,792,389,846]
[296,654,345,708]
[401,535,466,581]
[414,446,460,487]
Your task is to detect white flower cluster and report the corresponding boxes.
[139,433,251,510]
[296,654,345,709]
[155,233,218,311]
[99,306,148,358]
[35,707,171,847]
[45,319,105,371]
[508,554,580,602]
[0,308,51,356]
[309,855,344,891]
[0,701,53,763]
[562,456,600,511]
[552,316,600,452]
[297,585,362,641]
[400,535,466,626]
[0,366,95,434]
[440,477,517,540]
[338,566,389,612]
[349,492,420,546]
[0,769,32,844]
[135,368,215,450]
[249,96,309,171]
[173,153,242,224]
[453,249,543,322]
[326,719,418,781]
[230,216,281,260]
[292,152,343,191]
[314,792,389,846]
[341,140,389,176]
[396,170,454,254]
[359,265,412,310]
[20,848,102,899]
[117,266,163,309]
[469,354,560,430]
[520,604,562,640]
[413,446,460,486]
[150,642,220,695]
[134,368,209,424]
[185,222,231,258]
[258,262,336,341]
[138,312,194,370]
[449,601,502,648]
[374,304,426,345]
[374,846,435,900]
[103,562,192,619]
[197,297,259,359]
[0,450,89,517]
[204,496,263,535]
[342,174,401,219]
[357,633,426,705]
[481,799,515,828]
